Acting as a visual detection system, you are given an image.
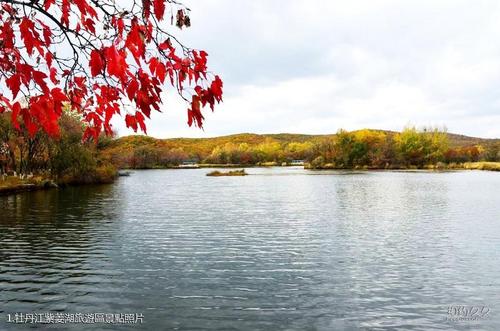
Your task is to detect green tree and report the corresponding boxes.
[335,130,356,167]
[395,126,448,166]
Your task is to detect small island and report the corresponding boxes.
[206,169,248,177]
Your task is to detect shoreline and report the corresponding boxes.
[305,162,500,171]
[120,161,500,172]
[0,180,57,196]
[1,162,498,197]
[0,176,115,197]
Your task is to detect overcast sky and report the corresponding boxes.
[113,0,500,138]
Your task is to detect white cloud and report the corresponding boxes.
[113,0,500,138]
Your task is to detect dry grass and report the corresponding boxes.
[459,162,500,171]
[0,176,50,194]
[0,176,24,188]
[206,169,247,177]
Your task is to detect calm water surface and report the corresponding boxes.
[0,168,499,330]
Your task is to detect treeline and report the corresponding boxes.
[100,128,500,169]
[101,135,315,168]
[0,112,116,184]
[308,128,479,168]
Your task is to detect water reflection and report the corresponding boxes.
[0,169,499,330]
[0,185,127,323]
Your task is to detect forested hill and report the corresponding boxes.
[99,129,500,169]
[444,132,500,148]
[104,131,499,153]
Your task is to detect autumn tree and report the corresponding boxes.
[395,126,448,166]
[0,0,223,140]
[285,142,313,161]
[483,143,500,162]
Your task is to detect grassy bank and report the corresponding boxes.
[0,167,118,196]
[451,162,500,171]
[0,176,58,195]
[420,162,500,171]
[305,162,500,171]
[55,164,118,185]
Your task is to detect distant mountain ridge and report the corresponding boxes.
[111,130,499,150]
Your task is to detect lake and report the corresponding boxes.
[0,168,499,330]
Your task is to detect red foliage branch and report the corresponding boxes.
[0,0,223,140]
